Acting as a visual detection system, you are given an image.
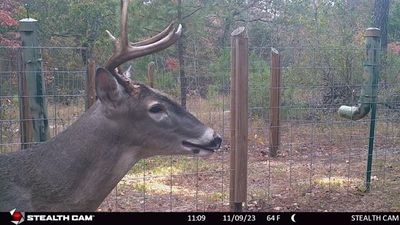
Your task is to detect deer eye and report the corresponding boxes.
[149,104,165,114]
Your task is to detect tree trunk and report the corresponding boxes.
[177,0,187,109]
[373,0,390,52]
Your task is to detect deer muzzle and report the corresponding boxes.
[182,128,222,155]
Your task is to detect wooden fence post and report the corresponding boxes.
[229,27,248,212]
[229,27,237,212]
[269,48,281,157]
[86,59,96,110]
[18,18,49,149]
[147,61,155,88]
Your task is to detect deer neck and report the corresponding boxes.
[27,101,143,211]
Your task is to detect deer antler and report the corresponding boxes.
[105,0,182,92]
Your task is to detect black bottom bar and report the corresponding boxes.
[1,212,399,225]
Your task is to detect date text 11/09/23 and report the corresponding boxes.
[187,214,281,222]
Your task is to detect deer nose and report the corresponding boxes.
[210,133,222,149]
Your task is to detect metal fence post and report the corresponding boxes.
[229,27,248,212]
[338,28,381,191]
[364,28,381,192]
[18,18,49,149]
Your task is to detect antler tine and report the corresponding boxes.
[122,24,182,59]
[119,0,129,48]
[105,29,124,74]
[130,23,174,47]
[105,30,116,41]
[105,0,182,77]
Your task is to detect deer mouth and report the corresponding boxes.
[182,140,218,153]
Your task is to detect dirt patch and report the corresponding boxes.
[99,122,400,212]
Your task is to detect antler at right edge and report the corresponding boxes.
[105,0,182,91]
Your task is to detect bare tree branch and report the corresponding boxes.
[235,18,271,23]
[183,6,203,20]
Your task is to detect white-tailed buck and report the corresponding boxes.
[0,0,221,211]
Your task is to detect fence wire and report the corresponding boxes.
[99,44,400,212]
[0,47,87,152]
[1,43,399,212]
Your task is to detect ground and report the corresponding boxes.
[98,116,400,212]
[1,96,398,212]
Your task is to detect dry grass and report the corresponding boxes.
[99,96,400,212]
[1,95,399,212]
[0,97,85,153]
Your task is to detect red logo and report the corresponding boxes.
[10,209,25,225]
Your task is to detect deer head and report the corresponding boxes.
[96,0,222,157]
[0,0,222,212]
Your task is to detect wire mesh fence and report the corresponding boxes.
[98,52,231,212]
[0,46,87,153]
[245,45,400,211]
[1,40,399,211]
[99,43,399,211]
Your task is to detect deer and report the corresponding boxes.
[0,0,222,212]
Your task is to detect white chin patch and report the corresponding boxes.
[181,145,214,156]
[182,128,215,156]
[186,128,214,145]
[193,149,214,157]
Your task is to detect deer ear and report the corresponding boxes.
[95,68,122,104]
